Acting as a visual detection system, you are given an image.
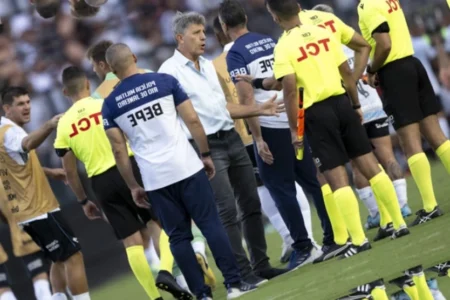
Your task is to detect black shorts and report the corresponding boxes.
[378,56,441,130]
[305,94,373,172]
[22,211,81,263]
[91,158,154,240]
[21,251,49,279]
[364,117,390,139]
[0,264,11,288]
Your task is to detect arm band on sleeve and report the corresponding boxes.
[55,148,70,158]
[372,22,390,35]
[253,78,266,90]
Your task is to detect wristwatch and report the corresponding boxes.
[201,151,211,158]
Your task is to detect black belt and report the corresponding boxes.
[206,129,234,140]
[189,129,234,143]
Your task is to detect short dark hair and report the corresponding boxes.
[62,66,87,95]
[213,16,222,33]
[87,40,113,63]
[1,87,29,106]
[72,0,100,18]
[266,0,300,20]
[35,1,61,19]
[219,0,247,29]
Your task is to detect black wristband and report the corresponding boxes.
[78,198,88,206]
[252,78,265,90]
[353,104,362,109]
[366,65,376,75]
[201,151,211,158]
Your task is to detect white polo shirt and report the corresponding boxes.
[158,50,234,139]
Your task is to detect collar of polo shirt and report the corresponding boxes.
[172,50,208,67]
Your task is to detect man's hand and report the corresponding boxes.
[259,95,284,116]
[202,157,216,180]
[256,139,274,165]
[48,114,64,129]
[235,74,255,85]
[355,108,364,124]
[367,73,379,88]
[291,130,304,153]
[131,186,150,209]
[82,201,102,220]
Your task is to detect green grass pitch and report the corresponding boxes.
[92,162,450,300]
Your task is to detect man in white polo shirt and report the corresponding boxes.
[159,11,287,284]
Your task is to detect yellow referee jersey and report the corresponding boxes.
[54,97,132,177]
[273,24,347,109]
[358,0,414,66]
[300,10,355,45]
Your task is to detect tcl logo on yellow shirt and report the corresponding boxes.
[297,38,331,62]
[69,112,102,138]
[317,20,337,33]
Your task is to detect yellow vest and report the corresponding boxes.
[0,125,59,224]
[213,52,253,146]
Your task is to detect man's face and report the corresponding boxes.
[180,23,206,56]
[3,95,31,126]
[91,59,108,80]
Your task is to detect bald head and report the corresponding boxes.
[312,4,334,14]
[105,43,136,77]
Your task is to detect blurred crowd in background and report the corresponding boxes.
[0,0,449,186]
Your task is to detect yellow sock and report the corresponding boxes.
[159,230,174,273]
[403,285,420,300]
[126,246,161,300]
[334,187,366,246]
[412,273,434,300]
[436,140,450,175]
[370,287,389,300]
[369,171,406,230]
[321,184,349,245]
[375,164,394,227]
[407,153,437,212]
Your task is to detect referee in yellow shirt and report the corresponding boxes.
[54,66,191,300]
[265,0,410,258]
[358,0,450,226]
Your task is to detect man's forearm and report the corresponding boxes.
[370,44,390,72]
[283,90,298,132]
[227,102,262,119]
[188,122,210,154]
[353,49,370,81]
[65,170,87,202]
[246,117,263,141]
[22,121,53,151]
[345,80,360,107]
[42,167,53,178]
[113,150,140,190]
